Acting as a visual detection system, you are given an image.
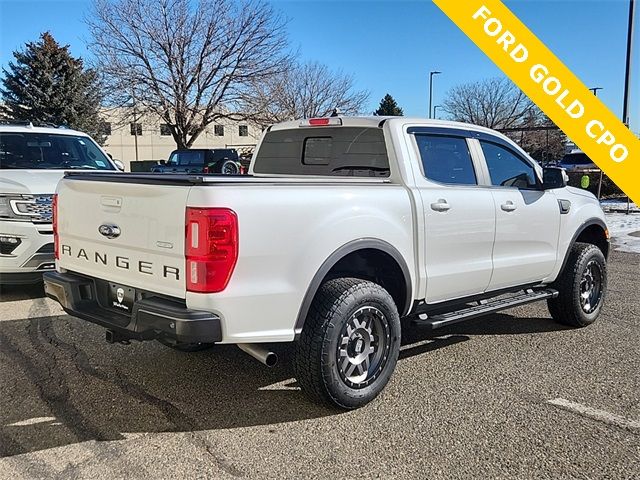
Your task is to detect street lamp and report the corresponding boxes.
[589,87,603,96]
[433,105,442,119]
[622,0,635,127]
[429,70,441,119]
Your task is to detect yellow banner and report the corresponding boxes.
[433,0,640,205]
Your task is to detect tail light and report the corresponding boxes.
[185,207,238,293]
[203,165,210,174]
[52,194,59,260]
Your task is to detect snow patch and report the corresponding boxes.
[605,212,640,254]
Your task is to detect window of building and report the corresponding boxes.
[480,140,538,189]
[103,123,112,136]
[130,123,142,136]
[415,134,477,185]
[214,125,224,136]
[160,124,172,136]
[238,125,248,137]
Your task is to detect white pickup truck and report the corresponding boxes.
[44,116,609,409]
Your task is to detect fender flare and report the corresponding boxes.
[294,238,413,335]
[557,218,609,276]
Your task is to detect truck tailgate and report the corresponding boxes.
[56,176,190,299]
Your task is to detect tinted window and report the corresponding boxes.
[167,151,204,166]
[481,141,538,189]
[415,135,476,185]
[0,133,115,170]
[561,152,593,165]
[211,149,238,162]
[253,127,389,177]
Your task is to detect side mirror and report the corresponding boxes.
[542,167,568,190]
[158,159,166,165]
[113,159,125,171]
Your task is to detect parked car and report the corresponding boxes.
[0,122,121,284]
[557,150,599,173]
[150,148,243,174]
[45,116,609,409]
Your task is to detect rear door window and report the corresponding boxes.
[253,127,389,177]
[414,134,477,185]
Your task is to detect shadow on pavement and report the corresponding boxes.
[0,283,46,303]
[0,310,564,458]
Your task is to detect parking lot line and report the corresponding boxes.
[547,398,640,433]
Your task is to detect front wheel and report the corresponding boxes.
[294,278,401,409]
[548,242,607,327]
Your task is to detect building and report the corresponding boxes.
[101,108,263,170]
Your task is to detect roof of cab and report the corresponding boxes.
[0,123,90,137]
[268,116,514,143]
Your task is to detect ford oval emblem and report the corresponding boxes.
[98,223,121,239]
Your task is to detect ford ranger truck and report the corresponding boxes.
[44,117,609,409]
[0,122,121,285]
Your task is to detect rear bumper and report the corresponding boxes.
[43,271,222,343]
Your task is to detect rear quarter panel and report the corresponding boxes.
[186,183,415,343]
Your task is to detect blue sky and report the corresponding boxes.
[0,0,638,131]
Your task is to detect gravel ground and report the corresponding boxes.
[0,251,638,479]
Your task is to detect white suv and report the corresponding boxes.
[0,122,121,284]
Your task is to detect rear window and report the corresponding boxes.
[253,127,389,177]
[0,132,115,170]
[561,153,593,165]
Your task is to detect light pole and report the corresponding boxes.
[622,0,635,127]
[622,0,636,214]
[429,70,441,119]
[433,105,442,119]
[589,87,603,96]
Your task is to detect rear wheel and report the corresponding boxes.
[294,278,401,409]
[548,242,607,327]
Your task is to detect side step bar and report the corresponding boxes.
[412,289,558,330]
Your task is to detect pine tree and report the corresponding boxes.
[0,32,107,143]
[373,94,404,116]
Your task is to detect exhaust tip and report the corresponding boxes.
[264,352,278,368]
[238,343,278,367]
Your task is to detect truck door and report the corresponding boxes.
[476,139,561,290]
[409,131,496,304]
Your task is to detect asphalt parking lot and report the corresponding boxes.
[0,251,638,479]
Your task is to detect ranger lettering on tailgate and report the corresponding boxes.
[60,244,180,280]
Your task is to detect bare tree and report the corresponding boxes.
[242,60,370,127]
[87,0,289,149]
[442,77,535,129]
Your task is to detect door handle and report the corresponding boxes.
[430,199,451,212]
[501,201,517,212]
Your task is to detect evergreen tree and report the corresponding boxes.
[373,94,404,116]
[1,32,107,143]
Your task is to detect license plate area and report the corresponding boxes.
[107,283,136,313]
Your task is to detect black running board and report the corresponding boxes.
[412,289,558,330]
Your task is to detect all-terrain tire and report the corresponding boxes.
[294,277,401,409]
[547,242,607,327]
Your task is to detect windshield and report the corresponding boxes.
[0,132,115,170]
